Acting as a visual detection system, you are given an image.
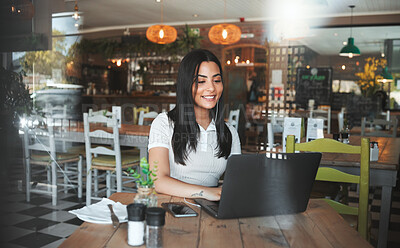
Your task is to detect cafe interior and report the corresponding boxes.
[1,0,400,247]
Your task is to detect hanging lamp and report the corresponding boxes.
[146,0,177,44]
[339,5,360,58]
[72,1,80,21]
[377,67,393,83]
[208,0,241,45]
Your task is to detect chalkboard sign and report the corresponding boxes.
[295,67,332,109]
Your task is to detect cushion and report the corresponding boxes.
[92,153,140,167]
[31,151,79,162]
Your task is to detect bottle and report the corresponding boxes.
[146,207,166,248]
[341,132,349,144]
[344,124,351,138]
[127,203,146,246]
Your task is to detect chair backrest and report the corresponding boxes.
[83,113,120,156]
[286,135,370,239]
[88,108,112,117]
[361,117,398,137]
[133,106,149,124]
[228,109,240,130]
[309,105,331,134]
[269,109,286,126]
[83,112,123,191]
[138,111,158,125]
[22,114,57,161]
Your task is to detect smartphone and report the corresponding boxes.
[161,202,198,218]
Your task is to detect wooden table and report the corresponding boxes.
[60,193,372,248]
[319,136,399,248]
[58,123,150,159]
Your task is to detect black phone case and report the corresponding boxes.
[161,202,198,218]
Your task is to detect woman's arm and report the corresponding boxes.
[149,147,221,201]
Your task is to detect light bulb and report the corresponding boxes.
[72,12,80,20]
[159,29,164,39]
[349,53,353,58]
[222,29,228,39]
[246,60,250,64]
[342,65,346,70]
[227,60,231,65]
[116,59,122,67]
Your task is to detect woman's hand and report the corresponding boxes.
[203,187,222,201]
[190,187,221,201]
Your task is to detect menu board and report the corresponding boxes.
[295,67,332,109]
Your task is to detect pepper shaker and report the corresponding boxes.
[146,207,166,248]
[127,203,146,246]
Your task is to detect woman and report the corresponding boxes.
[148,49,241,201]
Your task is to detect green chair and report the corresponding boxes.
[286,135,370,239]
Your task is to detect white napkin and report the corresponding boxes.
[69,198,128,224]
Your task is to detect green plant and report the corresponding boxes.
[0,67,32,126]
[355,57,387,97]
[127,157,158,187]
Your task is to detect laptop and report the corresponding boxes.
[194,152,322,219]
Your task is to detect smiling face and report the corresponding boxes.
[192,61,223,114]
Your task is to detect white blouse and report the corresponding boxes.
[148,112,241,187]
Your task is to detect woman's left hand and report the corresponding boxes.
[203,186,222,201]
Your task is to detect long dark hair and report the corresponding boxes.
[168,49,232,165]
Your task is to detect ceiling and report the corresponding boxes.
[58,0,400,55]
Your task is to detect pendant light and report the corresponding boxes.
[208,0,241,45]
[72,1,80,21]
[146,0,177,44]
[339,5,360,58]
[377,67,393,83]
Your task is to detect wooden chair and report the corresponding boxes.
[22,115,83,206]
[133,106,149,125]
[361,117,398,137]
[138,111,158,125]
[228,109,240,130]
[286,135,370,239]
[83,113,140,205]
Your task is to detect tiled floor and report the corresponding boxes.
[0,142,399,247]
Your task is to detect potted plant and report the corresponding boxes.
[127,157,158,207]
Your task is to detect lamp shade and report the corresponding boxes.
[340,37,361,58]
[382,67,393,80]
[146,25,177,44]
[208,24,241,45]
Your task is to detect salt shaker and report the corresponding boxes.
[370,142,379,161]
[127,203,146,246]
[146,207,166,248]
